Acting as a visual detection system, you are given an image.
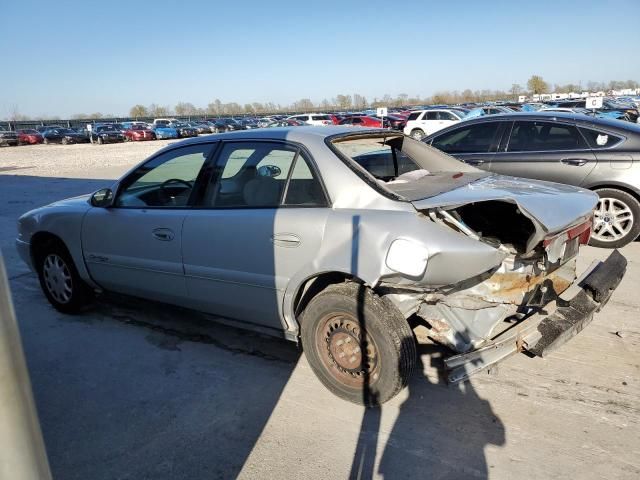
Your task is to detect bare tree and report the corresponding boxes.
[129,104,149,118]
[527,75,549,94]
[174,102,197,116]
[148,104,170,117]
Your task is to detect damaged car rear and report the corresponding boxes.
[16,126,626,406]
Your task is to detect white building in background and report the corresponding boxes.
[521,88,638,103]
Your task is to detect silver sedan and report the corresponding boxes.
[16,126,627,405]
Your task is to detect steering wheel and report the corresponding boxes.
[160,178,193,190]
[158,178,193,205]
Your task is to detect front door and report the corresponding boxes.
[82,143,214,304]
[182,141,329,331]
[429,120,506,170]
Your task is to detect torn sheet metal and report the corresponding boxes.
[445,250,627,382]
[389,174,598,253]
[410,255,578,353]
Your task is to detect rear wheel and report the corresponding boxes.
[301,282,416,406]
[35,241,93,313]
[97,136,103,145]
[590,188,640,248]
[43,138,49,145]
[410,129,425,141]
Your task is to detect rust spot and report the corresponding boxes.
[452,172,463,179]
[429,318,450,333]
[483,269,574,304]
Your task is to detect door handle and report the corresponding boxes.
[271,233,301,247]
[152,228,175,241]
[465,159,485,166]
[561,158,588,166]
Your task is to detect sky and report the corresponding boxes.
[1,0,639,118]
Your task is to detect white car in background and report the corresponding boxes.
[403,109,465,140]
[286,113,333,126]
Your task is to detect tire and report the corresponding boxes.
[590,188,640,248]
[61,137,68,145]
[43,138,49,145]
[301,282,416,406]
[410,129,425,141]
[97,136,103,145]
[35,240,93,314]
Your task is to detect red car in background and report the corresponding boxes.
[329,113,344,125]
[338,115,383,128]
[17,129,44,145]
[123,124,157,142]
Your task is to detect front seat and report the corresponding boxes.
[243,176,283,207]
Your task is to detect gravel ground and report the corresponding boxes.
[0,141,639,479]
[0,140,180,179]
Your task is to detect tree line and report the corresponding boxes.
[5,76,639,121]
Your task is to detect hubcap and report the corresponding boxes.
[316,313,379,388]
[592,197,634,242]
[42,254,73,304]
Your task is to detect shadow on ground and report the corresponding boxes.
[350,343,505,480]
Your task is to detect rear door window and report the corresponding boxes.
[206,142,326,208]
[579,128,623,148]
[507,121,588,152]
[431,122,502,153]
[437,111,457,121]
[425,111,438,120]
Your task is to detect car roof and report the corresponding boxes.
[446,111,638,129]
[162,125,386,147]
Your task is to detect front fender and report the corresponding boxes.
[17,201,98,288]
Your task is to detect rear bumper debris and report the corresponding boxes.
[444,249,627,383]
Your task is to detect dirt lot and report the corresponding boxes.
[1,142,639,479]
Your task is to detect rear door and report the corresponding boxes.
[182,141,330,331]
[488,120,597,186]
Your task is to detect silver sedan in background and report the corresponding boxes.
[16,126,626,404]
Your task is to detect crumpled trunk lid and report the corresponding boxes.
[391,174,598,253]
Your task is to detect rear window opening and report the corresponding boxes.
[430,201,536,254]
[329,133,480,186]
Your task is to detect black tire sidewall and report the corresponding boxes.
[411,129,424,140]
[590,188,640,248]
[36,243,91,314]
[301,284,415,405]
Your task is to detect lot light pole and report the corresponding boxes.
[0,256,52,480]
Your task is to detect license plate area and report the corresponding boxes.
[562,237,580,263]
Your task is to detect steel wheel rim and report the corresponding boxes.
[592,197,634,242]
[315,312,380,389]
[43,254,73,304]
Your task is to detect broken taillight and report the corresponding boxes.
[543,219,592,248]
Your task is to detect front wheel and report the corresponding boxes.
[301,282,416,406]
[590,188,640,248]
[410,129,425,141]
[35,242,93,313]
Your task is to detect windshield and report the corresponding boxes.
[97,125,117,132]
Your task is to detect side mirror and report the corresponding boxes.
[90,188,114,208]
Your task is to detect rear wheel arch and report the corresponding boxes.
[586,183,640,203]
[292,271,359,325]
